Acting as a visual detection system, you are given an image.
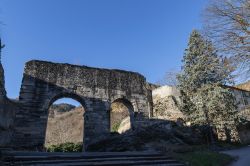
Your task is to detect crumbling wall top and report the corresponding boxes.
[25,60,145,79]
[22,60,148,95]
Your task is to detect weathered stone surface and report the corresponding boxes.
[0,62,16,147]
[0,64,6,98]
[229,87,250,111]
[87,119,205,152]
[152,86,180,99]
[11,60,152,150]
[152,86,184,121]
[237,122,250,144]
[0,100,16,147]
[152,85,250,143]
[45,106,84,146]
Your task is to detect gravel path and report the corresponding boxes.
[222,146,250,166]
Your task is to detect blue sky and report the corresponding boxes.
[0,0,208,99]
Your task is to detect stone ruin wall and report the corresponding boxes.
[152,85,250,143]
[215,88,250,143]
[0,63,17,147]
[1,59,249,149]
[0,63,6,97]
[231,88,250,111]
[152,85,184,121]
[10,60,152,150]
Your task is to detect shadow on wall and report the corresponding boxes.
[86,119,212,152]
[0,98,17,147]
[237,121,250,144]
[87,118,248,152]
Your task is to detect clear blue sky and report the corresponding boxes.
[0,0,208,99]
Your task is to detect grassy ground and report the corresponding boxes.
[174,151,234,166]
[216,141,246,150]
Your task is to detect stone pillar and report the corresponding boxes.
[0,39,15,147]
[0,63,6,99]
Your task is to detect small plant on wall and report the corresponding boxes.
[46,142,83,152]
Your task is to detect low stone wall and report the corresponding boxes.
[215,124,240,143]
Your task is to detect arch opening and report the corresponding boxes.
[110,98,134,134]
[45,97,85,149]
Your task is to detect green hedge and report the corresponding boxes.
[46,142,83,152]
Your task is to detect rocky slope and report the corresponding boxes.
[45,102,130,146]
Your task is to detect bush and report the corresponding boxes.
[46,142,83,152]
[111,122,121,132]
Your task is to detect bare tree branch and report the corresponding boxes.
[157,69,179,86]
[203,0,250,81]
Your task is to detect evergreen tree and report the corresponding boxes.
[177,30,237,128]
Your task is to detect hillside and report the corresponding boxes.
[45,104,84,146]
[48,103,76,117]
[45,102,131,146]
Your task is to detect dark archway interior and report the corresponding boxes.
[45,97,85,147]
[110,98,133,133]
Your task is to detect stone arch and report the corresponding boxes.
[13,60,152,150]
[110,98,135,133]
[43,92,87,148]
[44,92,87,114]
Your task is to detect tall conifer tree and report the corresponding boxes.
[178,30,237,128]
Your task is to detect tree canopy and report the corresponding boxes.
[178,30,237,126]
[203,0,250,80]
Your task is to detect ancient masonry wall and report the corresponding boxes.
[152,85,250,143]
[12,60,152,150]
[0,63,16,147]
[0,64,6,97]
[215,88,250,143]
[231,88,250,111]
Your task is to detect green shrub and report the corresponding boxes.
[46,142,83,152]
[111,122,121,132]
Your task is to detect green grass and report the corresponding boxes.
[174,151,234,166]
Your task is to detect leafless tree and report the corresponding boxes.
[157,69,179,86]
[203,0,250,80]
